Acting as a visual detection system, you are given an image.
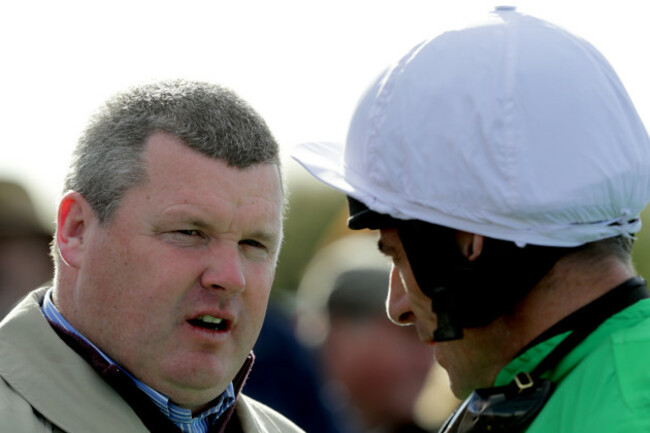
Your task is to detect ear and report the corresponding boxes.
[456,231,485,262]
[56,191,94,269]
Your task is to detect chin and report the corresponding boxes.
[451,384,473,400]
[159,363,232,398]
[168,390,223,413]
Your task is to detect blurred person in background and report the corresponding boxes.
[323,267,435,433]
[293,7,650,433]
[0,179,53,317]
[245,301,345,433]
[296,235,456,433]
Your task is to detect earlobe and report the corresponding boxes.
[57,191,92,269]
[456,231,485,262]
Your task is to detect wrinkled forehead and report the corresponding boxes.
[139,133,284,212]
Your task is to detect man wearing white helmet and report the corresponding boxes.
[293,7,650,433]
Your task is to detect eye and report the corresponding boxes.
[239,239,271,261]
[160,229,208,246]
[240,239,265,249]
[177,229,203,237]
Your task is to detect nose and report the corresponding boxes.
[386,264,415,326]
[200,243,246,293]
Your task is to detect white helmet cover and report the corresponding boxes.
[292,7,650,247]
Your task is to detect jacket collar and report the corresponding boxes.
[0,288,147,432]
[495,284,650,387]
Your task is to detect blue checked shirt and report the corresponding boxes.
[42,288,236,433]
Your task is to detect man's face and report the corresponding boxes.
[378,228,508,399]
[61,131,283,409]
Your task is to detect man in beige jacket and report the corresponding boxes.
[0,80,303,433]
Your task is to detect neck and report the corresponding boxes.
[506,254,635,352]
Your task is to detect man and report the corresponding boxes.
[295,234,440,433]
[322,268,435,433]
[0,179,53,317]
[293,7,650,433]
[0,80,303,432]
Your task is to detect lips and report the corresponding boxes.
[188,314,230,332]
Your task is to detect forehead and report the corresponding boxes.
[135,132,283,220]
[147,130,279,182]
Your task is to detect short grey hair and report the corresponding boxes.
[574,235,634,266]
[64,79,281,223]
[546,235,636,288]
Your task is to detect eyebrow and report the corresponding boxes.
[160,210,281,247]
[245,230,281,248]
[160,207,212,226]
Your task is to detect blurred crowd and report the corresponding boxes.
[0,179,53,317]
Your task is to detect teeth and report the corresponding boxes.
[197,315,223,324]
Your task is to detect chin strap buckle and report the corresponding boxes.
[514,372,535,393]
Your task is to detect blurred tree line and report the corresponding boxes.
[272,170,348,295]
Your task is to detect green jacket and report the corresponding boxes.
[494,298,650,432]
[0,289,305,433]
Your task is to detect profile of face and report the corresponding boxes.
[379,228,509,399]
[55,131,284,409]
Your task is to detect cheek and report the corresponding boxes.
[85,235,189,316]
[241,262,275,319]
[245,259,276,293]
[123,235,203,284]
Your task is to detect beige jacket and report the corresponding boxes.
[0,289,304,433]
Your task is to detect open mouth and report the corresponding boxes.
[188,315,229,332]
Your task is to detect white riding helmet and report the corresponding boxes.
[293,6,650,248]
